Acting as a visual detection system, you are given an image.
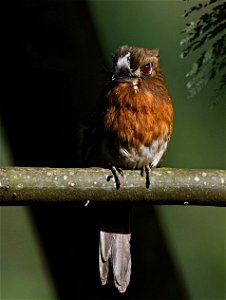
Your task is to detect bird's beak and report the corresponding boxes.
[112,67,133,82]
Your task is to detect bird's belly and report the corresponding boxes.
[102,139,168,169]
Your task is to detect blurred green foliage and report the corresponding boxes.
[0,206,58,299]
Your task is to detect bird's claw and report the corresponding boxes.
[109,166,123,189]
[109,165,151,189]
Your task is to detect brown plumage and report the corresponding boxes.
[81,45,173,292]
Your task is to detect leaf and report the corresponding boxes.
[180,0,226,102]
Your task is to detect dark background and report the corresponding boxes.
[1,1,225,299]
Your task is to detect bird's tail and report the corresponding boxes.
[99,231,131,293]
[99,204,131,293]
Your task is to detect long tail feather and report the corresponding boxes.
[99,231,131,293]
[99,203,131,293]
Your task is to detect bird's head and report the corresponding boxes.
[111,45,160,84]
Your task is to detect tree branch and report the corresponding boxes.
[0,167,225,206]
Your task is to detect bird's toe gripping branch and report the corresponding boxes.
[108,165,151,189]
[107,165,124,189]
[141,165,151,189]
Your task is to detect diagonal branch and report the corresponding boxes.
[0,167,225,206]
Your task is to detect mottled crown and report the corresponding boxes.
[112,45,160,70]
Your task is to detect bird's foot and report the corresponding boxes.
[107,166,123,189]
[141,165,152,189]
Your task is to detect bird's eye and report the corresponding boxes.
[141,63,152,76]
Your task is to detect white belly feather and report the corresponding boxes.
[118,139,168,169]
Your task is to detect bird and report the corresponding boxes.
[80,45,173,293]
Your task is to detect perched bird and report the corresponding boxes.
[81,45,173,293]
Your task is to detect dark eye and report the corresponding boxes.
[141,63,152,76]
